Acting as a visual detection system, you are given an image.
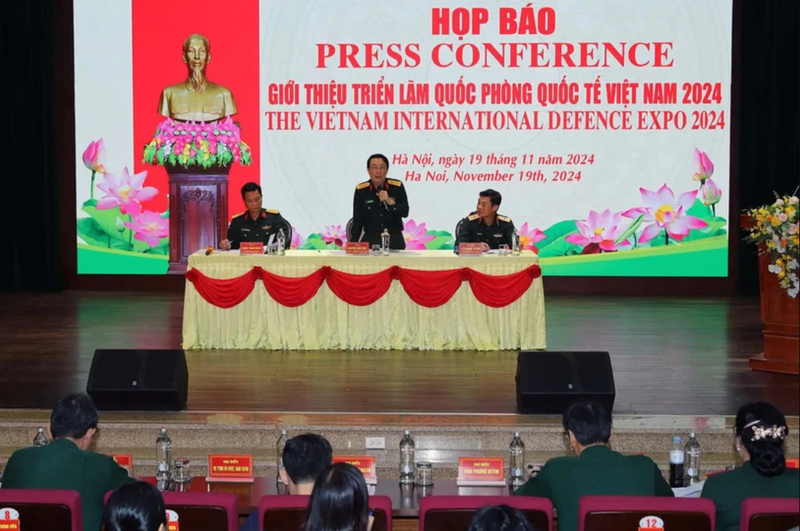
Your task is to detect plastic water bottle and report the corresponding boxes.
[509,432,526,487]
[276,429,288,483]
[33,427,49,447]
[381,229,391,256]
[277,229,286,256]
[669,436,685,487]
[399,430,416,484]
[684,432,702,485]
[511,229,521,256]
[156,428,173,482]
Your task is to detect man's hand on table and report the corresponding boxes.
[219,239,232,251]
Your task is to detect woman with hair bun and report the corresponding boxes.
[701,402,799,531]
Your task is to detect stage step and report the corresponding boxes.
[1,411,797,480]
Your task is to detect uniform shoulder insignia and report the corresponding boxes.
[232,212,245,218]
[387,179,403,187]
[467,213,480,222]
[266,209,280,215]
[356,181,371,190]
[497,215,512,223]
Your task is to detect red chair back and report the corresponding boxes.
[258,495,393,531]
[578,496,715,531]
[0,489,83,531]
[741,498,800,531]
[160,492,238,531]
[419,496,553,531]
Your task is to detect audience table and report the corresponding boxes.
[183,250,546,351]
[147,477,511,518]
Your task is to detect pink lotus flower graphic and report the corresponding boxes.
[123,210,169,248]
[291,227,303,250]
[82,139,107,173]
[566,209,630,253]
[321,225,348,248]
[96,167,158,216]
[701,178,723,216]
[402,220,436,250]
[518,223,547,252]
[625,184,708,245]
[692,148,715,185]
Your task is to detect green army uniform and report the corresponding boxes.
[350,179,410,250]
[701,462,800,531]
[514,445,674,531]
[227,208,289,249]
[455,212,515,250]
[1,438,135,531]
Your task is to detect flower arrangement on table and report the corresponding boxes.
[142,117,252,169]
[744,193,800,298]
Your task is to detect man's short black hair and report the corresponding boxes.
[241,182,262,199]
[283,434,333,484]
[479,189,502,208]
[50,393,99,440]
[367,154,390,170]
[563,401,612,446]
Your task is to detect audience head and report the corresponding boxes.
[102,482,167,531]
[735,401,789,478]
[563,401,612,456]
[49,393,99,450]
[280,433,333,494]
[305,463,372,531]
[468,505,536,531]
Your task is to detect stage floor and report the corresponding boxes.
[0,292,796,416]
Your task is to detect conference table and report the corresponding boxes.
[150,476,511,518]
[183,250,546,351]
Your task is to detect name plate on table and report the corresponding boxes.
[110,454,133,468]
[458,243,483,256]
[333,456,377,484]
[0,509,20,531]
[239,242,264,255]
[457,457,506,486]
[346,242,370,255]
[206,454,254,483]
[788,458,799,469]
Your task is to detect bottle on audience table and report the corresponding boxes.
[276,429,288,483]
[156,428,173,483]
[399,430,415,485]
[684,432,702,485]
[33,427,49,447]
[669,436,685,487]
[509,432,526,488]
[511,229,521,256]
[381,229,390,256]
[277,229,286,256]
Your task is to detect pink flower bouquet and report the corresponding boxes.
[143,117,252,169]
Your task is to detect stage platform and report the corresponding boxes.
[0,292,796,416]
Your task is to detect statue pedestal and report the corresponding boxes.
[167,166,230,274]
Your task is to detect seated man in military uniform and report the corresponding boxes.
[220,182,289,250]
[350,154,410,250]
[455,189,515,252]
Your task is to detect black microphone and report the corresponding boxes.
[376,184,389,210]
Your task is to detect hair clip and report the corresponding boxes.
[750,425,787,442]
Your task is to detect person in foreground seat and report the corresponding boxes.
[514,401,673,531]
[701,402,799,531]
[240,433,333,531]
[103,482,167,531]
[1,393,135,531]
[305,463,375,531]
[468,505,537,531]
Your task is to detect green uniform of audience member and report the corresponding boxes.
[514,402,673,531]
[701,402,799,531]
[1,394,134,531]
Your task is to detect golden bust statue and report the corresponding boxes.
[158,34,238,122]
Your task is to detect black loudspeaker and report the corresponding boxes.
[87,349,188,411]
[516,351,615,414]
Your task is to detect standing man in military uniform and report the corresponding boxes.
[220,182,289,250]
[350,154,410,250]
[455,189,515,251]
